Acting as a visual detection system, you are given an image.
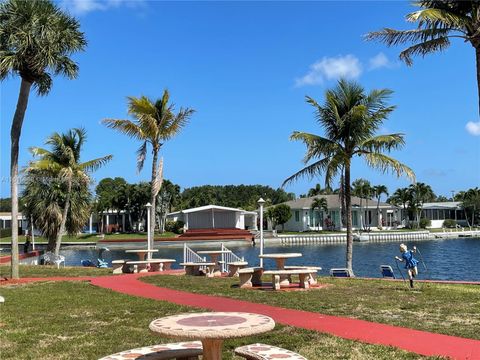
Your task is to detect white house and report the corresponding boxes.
[266,195,399,232]
[417,201,467,228]
[166,205,258,231]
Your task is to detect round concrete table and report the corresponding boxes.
[259,253,302,286]
[197,250,231,277]
[149,312,275,360]
[125,249,158,261]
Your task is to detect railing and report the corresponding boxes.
[183,243,207,270]
[220,243,244,273]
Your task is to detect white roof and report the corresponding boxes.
[422,201,462,210]
[168,205,253,216]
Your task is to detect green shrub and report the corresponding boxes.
[419,218,431,229]
[164,220,184,234]
[0,228,12,238]
[443,219,457,228]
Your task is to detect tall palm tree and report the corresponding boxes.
[373,185,389,228]
[311,197,328,231]
[28,128,112,255]
[0,0,86,278]
[283,79,415,275]
[366,1,480,114]
[389,187,412,227]
[408,182,435,227]
[103,90,195,238]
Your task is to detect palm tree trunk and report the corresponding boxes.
[376,198,381,228]
[150,149,159,241]
[10,78,32,279]
[55,177,73,256]
[345,161,353,275]
[475,45,480,115]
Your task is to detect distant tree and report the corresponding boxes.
[463,187,480,226]
[283,79,414,274]
[27,128,111,254]
[389,187,412,227]
[373,185,389,229]
[1,0,87,279]
[156,179,181,232]
[273,204,292,231]
[0,198,13,212]
[311,197,328,230]
[103,90,194,237]
[307,184,334,197]
[265,207,277,230]
[436,195,449,202]
[95,177,128,231]
[366,1,480,115]
[352,179,372,231]
[408,182,435,228]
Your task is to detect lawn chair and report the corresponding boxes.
[330,268,351,277]
[42,252,65,269]
[380,265,395,279]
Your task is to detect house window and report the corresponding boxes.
[352,211,358,226]
[295,211,300,222]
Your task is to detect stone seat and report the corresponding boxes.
[263,269,318,290]
[234,343,306,360]
[284,265,322,285]
[227,261,249,277]
[111,260,126,274]
[238,267,263,288]
[125,259,176,273]
[179,262,215,276]
[98,341,202,360]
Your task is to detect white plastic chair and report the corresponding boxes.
[42,252,65,268]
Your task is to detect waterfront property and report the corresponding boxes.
[420,201,468,228]
[268,195,399,232]
[166,205,258,231]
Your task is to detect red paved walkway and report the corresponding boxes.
[3,273,479,359]
[90,273,480,360]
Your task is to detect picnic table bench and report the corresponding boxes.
[125,259,176,273]
[263,269,318,290]
[238,267,263,288]
[180,262,216,277]
[227,261,249,277]
[235,343,307,360]
[284,265,322,285]
[98,341,203,360]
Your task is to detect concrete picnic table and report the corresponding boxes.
[149,312,275,360]
[196,250,231,277]
[124,249,158,261]
[259,253,302,286]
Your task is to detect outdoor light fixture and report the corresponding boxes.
[145,202,152,260]
[257,198,265,267]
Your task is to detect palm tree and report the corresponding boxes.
[307,184,333,197]
[0,0,86,278]
[283,79,415,275]
[463,187,480,226]
[366,1,480,114]
[389,187,412,227]
[103,90,195,238]
[373,185,389,228]
[408,182,435,228]
[311,197,328,231]
[353,179,371,231]
[28,128,112,255]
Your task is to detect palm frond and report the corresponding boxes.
[363,153,416,182]
[358,134,406,153]
[399,36,451,65]
[102,119,146,141]
[29,146,53,158]
[79,155,112,173]
[136,141,147,174]
[407,8,470,30]
[282,157,332,188]
[127,96,157,118]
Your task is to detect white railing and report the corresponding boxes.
[220,243,244,273]
[183,243,206,265]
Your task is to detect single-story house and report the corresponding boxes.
[417,201,467,228]
[266,195,400,232]
[166,205,258,231]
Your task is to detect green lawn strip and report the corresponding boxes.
[0,232,177,244]
[0,265,111,278]
[143,275,480,340]
[0,281,438,360]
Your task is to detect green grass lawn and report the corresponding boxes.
[0,280,440,360]
[143,275,480,340]
[0,265,112,278]
[0,232,177,244]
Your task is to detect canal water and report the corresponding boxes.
[57,237,480,281]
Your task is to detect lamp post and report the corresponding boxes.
[258,198,265,268]
[24,203,35,251]
[146,202,152,260]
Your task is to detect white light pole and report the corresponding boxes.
[146,202,152,260]
[31,215,35,251]
[258,198,265,268]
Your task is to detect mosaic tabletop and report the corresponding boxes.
[149,312,275,339]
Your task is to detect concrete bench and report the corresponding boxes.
[238,267,263,288]
[227,261,249,277]
[99,341,202,360]
[125,260,175,273]
[111,260,126,274]
[263,269,318,290]
[235,343,306,360]
[284,265,322,285]
[180,262,216,277]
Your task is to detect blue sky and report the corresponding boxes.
[1,0,479,199]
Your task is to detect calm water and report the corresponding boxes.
[58,238,480,281]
